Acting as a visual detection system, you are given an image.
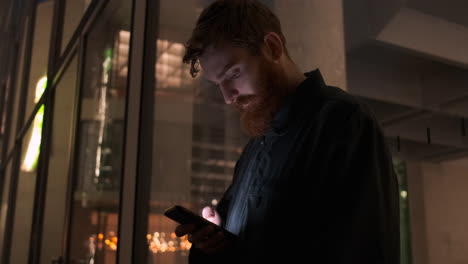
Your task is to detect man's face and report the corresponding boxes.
[199,42,286,137]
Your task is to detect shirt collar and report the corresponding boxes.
[265,68,326,138]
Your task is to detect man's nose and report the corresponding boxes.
[220,84,237,104]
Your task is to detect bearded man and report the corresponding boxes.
[173,1,401,263]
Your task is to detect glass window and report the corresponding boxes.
[0,157,14,258]
[61,0,92,52]
[40,56,78,264]
[9,115,43,263]
[147,1,250,263]
[66,0,131,263]
[24,0,54,128]
[5,18,30,156]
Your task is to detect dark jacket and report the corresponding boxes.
[190,69,400,264]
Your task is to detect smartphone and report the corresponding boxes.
[163,205,238,241]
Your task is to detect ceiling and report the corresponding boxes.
[407,0,468,27]
[343,0,468,162]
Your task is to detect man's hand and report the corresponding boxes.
[202,206,221,225]
[174,206,229,255]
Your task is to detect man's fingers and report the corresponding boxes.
[202,206,221,225]
[202,206,215,219]
[196,231,224,249]
[204,240,229,255]
[190,225,215,242]
[197,233,230,255]
[175,223,196,237]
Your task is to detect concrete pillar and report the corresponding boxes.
[274,0,347,90]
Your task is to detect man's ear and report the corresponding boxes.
[263,32,284,62]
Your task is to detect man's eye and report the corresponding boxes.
[227,72,240,80]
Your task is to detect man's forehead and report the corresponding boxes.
[199,45,227,67]
[199,44,238,81]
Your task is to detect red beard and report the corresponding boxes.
[234,61,287,137]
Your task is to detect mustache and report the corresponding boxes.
[234,95,258,109]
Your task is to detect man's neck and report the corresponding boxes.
[284,62,306,94]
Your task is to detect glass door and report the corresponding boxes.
[64,0,132,263]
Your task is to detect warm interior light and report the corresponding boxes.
[156,39,194,89]
[89,230,191,253]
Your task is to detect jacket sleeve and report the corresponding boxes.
[295,102,401,264]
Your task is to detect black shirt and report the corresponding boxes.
[190,69,400,264]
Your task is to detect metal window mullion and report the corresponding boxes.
[117,0,146,261]
[132,0,158,262]
[0,143,23,264]
[117,0,157,262]
[0,36,20,198]
[0,34,14,147]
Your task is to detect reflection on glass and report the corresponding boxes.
[148,1,248,263]
[93,47,114,190]
[67,0,130,263]
[156,39,193,90]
